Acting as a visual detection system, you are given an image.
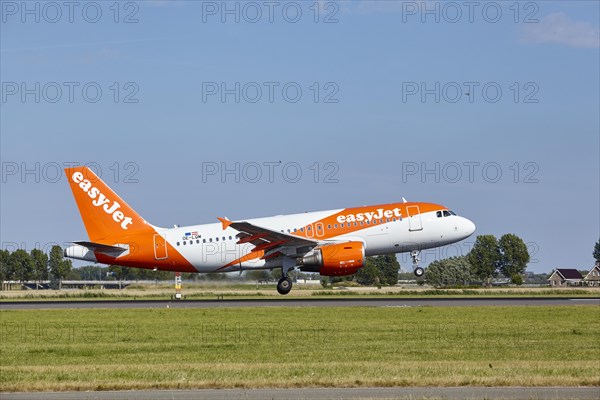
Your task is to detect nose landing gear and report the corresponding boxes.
[411,250,424,277]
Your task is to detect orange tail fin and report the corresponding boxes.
[66,166,154,242]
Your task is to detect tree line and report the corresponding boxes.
[425,233,530,287]
[0,246,72,289]
[426,236,600,287]
[2,238,597,290]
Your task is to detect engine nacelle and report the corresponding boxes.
[300,241,365,276]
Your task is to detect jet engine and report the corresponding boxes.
[299,241,365,276]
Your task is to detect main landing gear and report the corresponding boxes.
[411,250,424,277]
[277,256,295,295]
[277,277,292,295]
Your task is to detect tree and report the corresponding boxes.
[0,249,10,289]
[245,270,270,282]
[425,256,473,288]
[9,249,34,283]
[269,269,282,281]
[374,254,400,286]
[355,258,380,286]
[108,265,132,281]
[48,246,72,289]
[594,239,600,264]
[30,249,49,288]
[498,234,530,284]
[524,271,550,285]
[76,265,109,281]
[353,255,400,286]
[468,235,501,285]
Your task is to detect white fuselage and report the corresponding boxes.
[157,208,475,273]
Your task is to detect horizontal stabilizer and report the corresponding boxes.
[72,241,129,255]
[65,241,129,262]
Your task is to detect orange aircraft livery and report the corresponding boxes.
[65,166,476,294]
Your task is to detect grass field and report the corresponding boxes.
[1,305,599,392]
[1,285,598,301]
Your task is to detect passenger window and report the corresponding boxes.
[183,241,186,245]
[203,239,206,243]
[196,239,200,244]
[328,224,331,229]
[334,224,338,228]
[209,238,212,242]
[176,242,180,246]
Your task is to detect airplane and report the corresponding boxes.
[64,166,476,294]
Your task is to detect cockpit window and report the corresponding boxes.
[438,209,457,217]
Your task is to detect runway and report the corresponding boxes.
[2,387,600,400]
[1,297,598,309]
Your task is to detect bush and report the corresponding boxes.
[511,274,524,285]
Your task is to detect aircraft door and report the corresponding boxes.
[406,205,423,231]
[154,234,168,260]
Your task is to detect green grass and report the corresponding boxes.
[1,305,599,391]
[1,287,598,301]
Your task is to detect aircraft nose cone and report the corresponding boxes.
[464,218,476,237]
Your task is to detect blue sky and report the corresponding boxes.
[1,0,599,273]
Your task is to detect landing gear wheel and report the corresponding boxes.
[277,277,292,295]
[414,267,425,277]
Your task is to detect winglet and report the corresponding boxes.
[217,217,232,230]
[402,197,408,203]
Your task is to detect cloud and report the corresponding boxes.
[521,12,600,49]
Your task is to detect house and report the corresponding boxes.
[582,264,600,287]
[547,269,583,286]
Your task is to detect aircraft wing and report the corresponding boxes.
[218,217,318,259]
